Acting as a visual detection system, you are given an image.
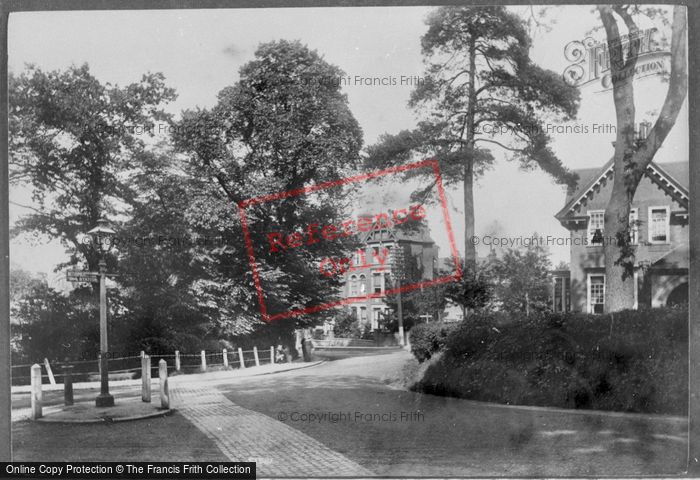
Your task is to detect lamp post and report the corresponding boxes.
[390,245,406,347]
[87,218,116,408]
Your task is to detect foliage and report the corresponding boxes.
[383,283,448,328]
[413,307,688,415]
[408,322,459,362]
[490,239,552,315]
[171,40,364,335]
[110,148,237,353]
[444,260,494,312]
[10,274,99,363]
[9,64,177,271]
[10,41,365,361]
[332,310,362,338]
[365,6,580,268]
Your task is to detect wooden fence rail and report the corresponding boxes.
[11,345,279,386]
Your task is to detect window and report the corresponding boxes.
[629,208,638,245]
[371,308,382,330]
[360,307,367,323]
[587,210,605,245]
[372,246,380,263]
[349,275,358,296]
[359,274,366,294]
[372,272,383,294]
[354,250,363,266]
[552,276,570,313]
[588,274,605,314]
[648,206,670,244]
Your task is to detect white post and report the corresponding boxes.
[223,348,229,367]
[175,350,181,372]
[201,350,207,372]
[43,358,56,385]
[253,346,260,367]
[30,364,42,419]
[270,346,275,364]
[141,355,151,403]
[140,350,145,359]
[238,347,246,369]
[159,359,169,409]
[295,330,303,357]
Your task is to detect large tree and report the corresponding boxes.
[171,40,363,335]
[111,148,224,353]
[366,6,579,277]
[491,238,551,316]
[9,64,177,271]
[597,6,688,312]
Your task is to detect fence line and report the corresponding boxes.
[11,345,280,386]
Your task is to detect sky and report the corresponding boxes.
[7,5,688,284]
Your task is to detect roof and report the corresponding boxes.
[557,160,689,221]
[362,223,435,245]
[563,159,613,206]
[656,161,689,190]
[634,238,689,268]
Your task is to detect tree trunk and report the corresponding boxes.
[604,181,635,312]
[525,292,530,317]
[463,38,477,276]
[599,5,687,312]
[463,157,476,272]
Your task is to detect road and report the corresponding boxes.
[11,351,688,475]
[215,351,688,476]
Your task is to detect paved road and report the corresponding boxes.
[171,383,371,476]
[214,351,688,476]
[11,351,688,476]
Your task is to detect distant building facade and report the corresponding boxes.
[340,213,439,332]
[553,160,689,313]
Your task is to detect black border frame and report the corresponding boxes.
[0,1,697,476]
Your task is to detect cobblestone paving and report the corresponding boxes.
[171,384,374,477]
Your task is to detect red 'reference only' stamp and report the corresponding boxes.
[238,159,462,322]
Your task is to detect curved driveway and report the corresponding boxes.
[213,351,688,476]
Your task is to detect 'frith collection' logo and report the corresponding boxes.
[562,27,670,91]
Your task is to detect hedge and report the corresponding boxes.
[409,322,459,362]
[411,308,688,415]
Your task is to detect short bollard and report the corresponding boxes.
[175,350,181,372]
[200,350,207,372]
[270,346,275,364]
[223,348,229,367]
[238,347,246,369]
[159,359,169,409]
[253,346,260,367]
[141,355,151,403]
[30,364,42,420]
[63,365,74,406]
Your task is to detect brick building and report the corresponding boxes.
[553,160,689,313]
[340,213,439,331]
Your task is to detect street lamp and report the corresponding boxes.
[87,218,116,407]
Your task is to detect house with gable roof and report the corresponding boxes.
[552,160,689,313]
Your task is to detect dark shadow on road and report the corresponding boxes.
[216,357,688,477]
